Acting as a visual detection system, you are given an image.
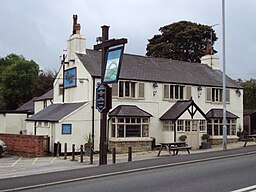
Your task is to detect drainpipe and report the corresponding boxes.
[91,77,95,149]
[174,121,176,142]
[34,121,37,135]
[62,54,66,103]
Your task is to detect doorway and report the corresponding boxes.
[185,120,199,149]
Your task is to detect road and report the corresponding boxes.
[15,153,256,192]
[1,145,256,191]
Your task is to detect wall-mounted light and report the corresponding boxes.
[152,82,158,88]
[79,78,89,83]
[197,86,202,98]
[236,89,241,97]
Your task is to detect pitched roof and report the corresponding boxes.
[34,89,53,101]
[26,102,86,122]
[109,105,152,117]
[206,108,238,119]
[77,50,241,88]
[15,97,35,114]
[160,99,207,120]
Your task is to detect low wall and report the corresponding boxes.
[0,134,48,157]
[108,140,152,153]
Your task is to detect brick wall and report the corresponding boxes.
[0,134,48,157]
[108,140,152,153]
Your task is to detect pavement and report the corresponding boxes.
[0,141,255,180]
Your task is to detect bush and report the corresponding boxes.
[179,135,187,142]
[201,134,210,142]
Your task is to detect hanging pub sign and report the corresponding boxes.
[102,46,124,84]
[63,67,77,88]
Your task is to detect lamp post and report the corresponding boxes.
[210,23,219,68]
[222,0,227,150]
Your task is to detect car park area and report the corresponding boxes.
[0,155,95,179]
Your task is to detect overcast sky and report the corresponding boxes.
[0,0,255,80]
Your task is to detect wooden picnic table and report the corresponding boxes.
[243,134,256,147]
[157,142,192,156]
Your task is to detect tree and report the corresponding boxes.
[0,54,56,110]
[34,69,56,97]
[240,79,256,110]
[0,56,39,110]
[146,21,218,63]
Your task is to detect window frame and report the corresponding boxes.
[62,124,72,135]
[206,87,230,103]
[111,117,149,138]
[113,80,145,99]
[163,84,190,100]
[207,119,236,136]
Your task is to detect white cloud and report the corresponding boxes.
[0,0,255,79]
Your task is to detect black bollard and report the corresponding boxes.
[80,145,84,163]
[64,143,67,160]
[128,147,132,162]
[112,148,116,164]
[71,144,75,161]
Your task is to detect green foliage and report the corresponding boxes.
[34,70,55,97]
[0,53,55,110]
[1,58,39,109]
[239,78,256,110]
[84,133,93,148]
[179,135,187,142]
[146,21,218,63]
[201,134,211,142]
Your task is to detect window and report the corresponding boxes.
[37,121,49,127]
[62,124,72,134]
[163,121,175,131]
[207,119,236,136]
[199,120,206,132]
[59,84,64,95]
[177,120,184,132]
[185,120,191,132]
[112,81,144,99]
[43,100,47,108]
[111,117,149,138]
[206,88,230,103]
[163,84,191,100]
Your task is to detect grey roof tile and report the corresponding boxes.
[26,102,86,122]
[109,105,152,117]
[34,89,53,101]
[206,108,238,119]
[77,50,241,88]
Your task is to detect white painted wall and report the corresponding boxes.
[0,113,27,134]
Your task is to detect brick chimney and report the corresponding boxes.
[67,15,86,61]
[200,42,219,69]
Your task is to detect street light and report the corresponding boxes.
[222,0,227,150]
[210,23,219,67]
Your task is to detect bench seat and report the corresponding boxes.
[168,146,192,155]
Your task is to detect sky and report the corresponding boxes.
[0,0,255,80]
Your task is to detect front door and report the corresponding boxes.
[186,120,199,149]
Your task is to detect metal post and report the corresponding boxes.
[64,143,67,159]
[128,147,132,162]
[112,148,116,164]
[57,142,60,157]
[71,144,75,161]
[222,0,227,150]
[80,145,84,163]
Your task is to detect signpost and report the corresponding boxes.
[94,26,127,165]
[96,85,106,113]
